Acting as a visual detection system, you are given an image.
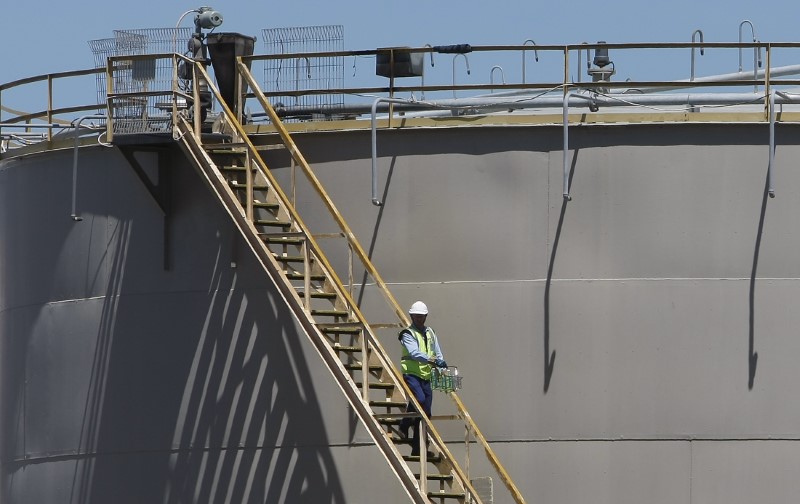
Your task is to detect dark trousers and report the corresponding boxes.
[400,374,433,454]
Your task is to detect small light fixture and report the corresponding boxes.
[593,42,611,68]
[587,40,615,87]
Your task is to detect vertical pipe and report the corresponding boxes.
[371,97,411,206]
[522,39,538,85]
[562,47,572,201]
[452,54,471,99]
[691,30,704,82]
[71,115,106,221]
[71,125,81,221]
[562,92,571,200]
[768,89,776,198]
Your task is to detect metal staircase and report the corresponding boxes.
[167,59,526,504]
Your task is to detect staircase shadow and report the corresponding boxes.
[76,156,349,503]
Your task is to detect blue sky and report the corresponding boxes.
[4,1,800,113]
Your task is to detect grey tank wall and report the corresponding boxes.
[0,144,410,503]
[259,121,800,504]
[3,120,800,504]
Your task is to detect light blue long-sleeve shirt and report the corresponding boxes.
[400,325,443,363]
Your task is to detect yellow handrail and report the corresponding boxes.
[232,59,527,504]
[182,60,482,502]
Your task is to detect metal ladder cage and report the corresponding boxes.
[89,28,192,134]
[261,25,345,122]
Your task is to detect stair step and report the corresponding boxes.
[205,142,247,149]
[318,324,362,334]
[404,454,443,463]
[219,165,254,173]
[345,363,382,372]
[415,473,454,482]
[312,309,349,318]
[376,417,403,426]
[260,234,305,245]
[298,291,338,299]
[253,201,280,210]
[357,382,394,390]
[230,181,269,191]
[272,254,306,263]
[427,491,465,500]
[369,400,407,409]
[254,219,292,228]
[206,148,246,156]
[286,272,327,281]
[331,344,360,353]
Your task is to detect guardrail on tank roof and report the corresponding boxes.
[5,41,800,153]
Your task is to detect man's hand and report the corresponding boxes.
[434,359,448,368]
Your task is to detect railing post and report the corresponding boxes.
[236,56,244,124]
[192,61,201,138]
[172,54,180,140]
[47,74,53,142]
[360,328,369,401]
[465,424,471,479]
[419,420,428,496]
[245,150,254,221]
[106,58,114,144]
[303,242,311,312]
[348,242,354,300]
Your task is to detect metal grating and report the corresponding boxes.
[89,28,193,133]
[261,25,345,121]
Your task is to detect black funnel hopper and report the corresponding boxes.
[206,32,257,118]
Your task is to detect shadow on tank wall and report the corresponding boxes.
[0,146,348,503]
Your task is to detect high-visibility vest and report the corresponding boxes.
[399,325,437,381]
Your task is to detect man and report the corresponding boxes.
[398,301,447,456]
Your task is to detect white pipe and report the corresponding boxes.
[769,89,776,198]
[691,29,704,81]
[71,115,106,221]
[371,98,414,206]
[562,93,595,200]
[392,87,800,119]
[0,123,63,128]
[637,64,796,94]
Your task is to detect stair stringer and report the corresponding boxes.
[175,118,441,504]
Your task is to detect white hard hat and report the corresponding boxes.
[409,301,429,315]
